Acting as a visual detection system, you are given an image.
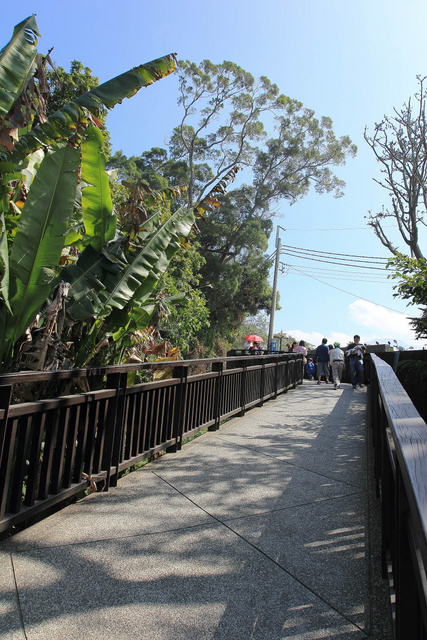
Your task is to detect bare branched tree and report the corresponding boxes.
[364,76,427,260]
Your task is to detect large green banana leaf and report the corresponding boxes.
[111,303,158,341]
[64,206,193,322]
[99,204,194,314]
[1,145,79,362]
[111,291,187,343]
[59,244,113,321]
[74,55,177,109]
[67,205,195,368]
[3,54,177,163]
[0,16,39,117]
[81,125,115,252]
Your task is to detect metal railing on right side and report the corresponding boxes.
[369,353,427,639]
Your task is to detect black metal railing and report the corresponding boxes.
[369,353,427,639]
[0,353,303,534]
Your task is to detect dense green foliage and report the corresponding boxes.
[388,253,427,339]
[108,60,357,352]
[0,16,195,374]
[174,59,357,212]
[0,21,357,367]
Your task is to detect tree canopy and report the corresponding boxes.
[108,59,357,352]
[173,59,357,214]
[388,253,427,339]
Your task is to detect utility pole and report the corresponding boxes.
[268,226,283,349]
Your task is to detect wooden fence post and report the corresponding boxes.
[0,384,13,519]
[273,358,279,399]
[240,361,247,416]
[209,361,223,431]
[171,365,188,451]
[259,361,265,406]
[0,384,12,467]
[104,371,128,489]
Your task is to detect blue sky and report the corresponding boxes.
[3,0,427,348]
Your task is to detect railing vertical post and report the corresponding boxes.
[171,365,188,451]
[0,384,12,466]
[209,361,223,431]
[297,355,303,385]
[240,360,247,416]
[288,357,294,389]
[370,364,379,448]
[0,385,13,519]
[104,371,128,489]
[259,361,265,406]
[273,357,279,399]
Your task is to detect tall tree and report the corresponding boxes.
[108,60,357,351]
[173,59,357,212]
[196,186,274,344]
[365,76,427,260]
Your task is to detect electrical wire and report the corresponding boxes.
[283,225,395,231]
[283,264,418,317]
[280,250,388,271]
[280,262,390,282]
[281,244,389,262]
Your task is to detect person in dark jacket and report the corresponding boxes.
[315,338,330,384]
[346,334,366,389]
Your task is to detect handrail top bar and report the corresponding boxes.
[371,353,427,539]
[0,353,298,385]
[371,354,425,426]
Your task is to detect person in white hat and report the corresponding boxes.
[330,341,345,389]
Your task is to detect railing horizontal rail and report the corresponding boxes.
[369,353,427,639]
[6,389,118,416]
[0,353,303,534]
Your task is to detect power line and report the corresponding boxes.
[284,264,418,317]
[281,244,389,262]
[280,250,388,271]
[283,225,395,231]
[280,263,390,282]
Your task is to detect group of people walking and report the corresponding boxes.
[288,335,366,390]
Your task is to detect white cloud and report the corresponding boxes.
[286,330,329,348]
[288,329,354,349]
[330,331,353,347]
[286,300,425,350]
[347,300,421,347]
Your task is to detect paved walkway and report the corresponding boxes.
[0,382,392,640]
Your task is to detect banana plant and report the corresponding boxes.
[64,203,195,368]
[0,17,182,372]
[0,146,79,364]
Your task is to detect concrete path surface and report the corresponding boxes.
[0,382,392,639]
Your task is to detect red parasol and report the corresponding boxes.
[244,334,263,343]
